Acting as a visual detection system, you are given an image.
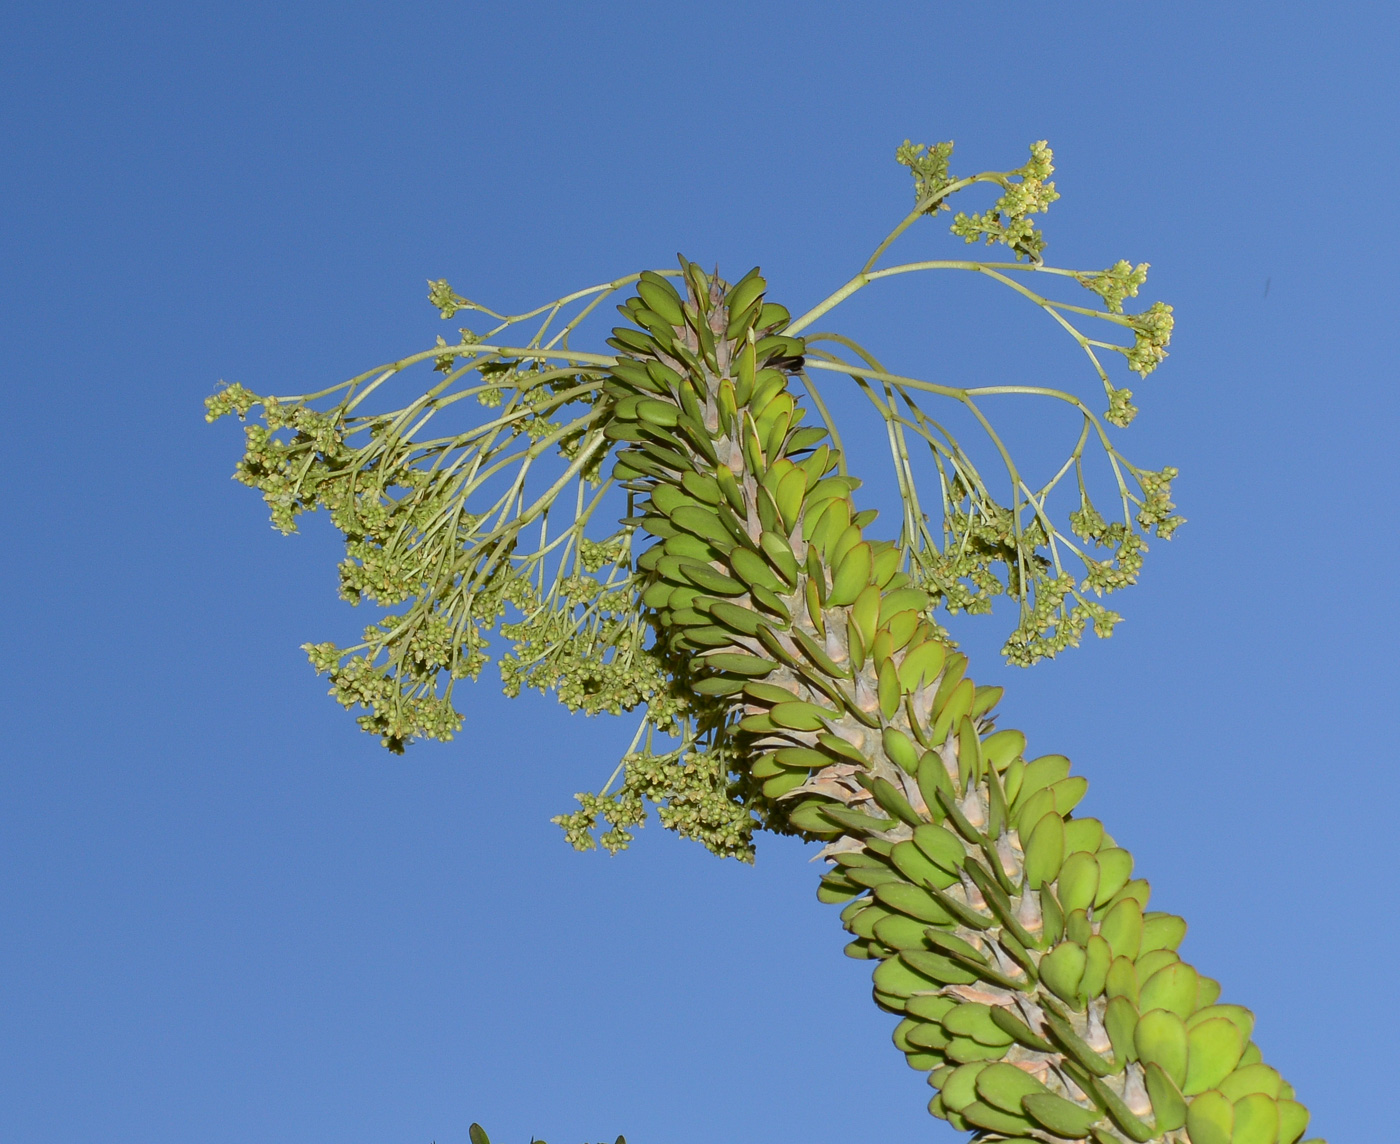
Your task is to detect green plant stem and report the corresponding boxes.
[598,271,1313,1144]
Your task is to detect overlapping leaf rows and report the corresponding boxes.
[600,262,1318,1144]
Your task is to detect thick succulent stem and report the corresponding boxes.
[603,263,1318,1144]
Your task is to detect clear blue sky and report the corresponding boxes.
[2,3,1395,1142]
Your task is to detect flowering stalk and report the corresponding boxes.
[208,142,1319,1143]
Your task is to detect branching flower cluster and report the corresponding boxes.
[207,139,1179,840]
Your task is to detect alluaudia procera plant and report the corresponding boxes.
[208,141,1322,1144]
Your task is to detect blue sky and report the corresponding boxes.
[1,3,1395,1142]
